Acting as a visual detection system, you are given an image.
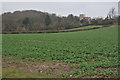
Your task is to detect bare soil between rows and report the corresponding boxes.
[2,56,119,78]
[3,56,76,77]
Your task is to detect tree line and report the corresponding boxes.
[2,8,118,33]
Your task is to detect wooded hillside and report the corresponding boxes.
[2,10,81,32]
[2,9,118,33]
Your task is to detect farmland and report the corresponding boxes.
[60,25,103,31]
[2,26,119,78]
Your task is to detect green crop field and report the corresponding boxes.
[2,26,119,78]
[60,25,103,31]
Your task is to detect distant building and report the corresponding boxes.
[79,14,91,23]
[79,14,85,20]
[84,17,91,23]
[84,17,91,21]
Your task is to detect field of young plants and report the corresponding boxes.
[2,26,119,78]
[61,25,103,31]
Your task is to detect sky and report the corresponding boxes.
[2,2,118,18]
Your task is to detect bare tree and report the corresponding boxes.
[107,7,117,19]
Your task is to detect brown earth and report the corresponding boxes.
[96,67,119,71]
[90,75,120,78]
[3,56,76,76]
[2,56,119,78]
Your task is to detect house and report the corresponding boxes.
[79,14,91,23]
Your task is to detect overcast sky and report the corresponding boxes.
[2,2,118,18]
